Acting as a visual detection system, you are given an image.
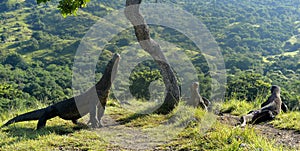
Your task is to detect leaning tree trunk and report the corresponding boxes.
[125,0,180,114]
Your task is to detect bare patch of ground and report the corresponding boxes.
[88,113,300,150]
[94,115,174,150]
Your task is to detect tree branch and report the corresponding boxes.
[125,0,180,114]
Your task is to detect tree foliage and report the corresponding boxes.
[0,0,300,112]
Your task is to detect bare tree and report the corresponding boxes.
[37,0,180,114]
[125,0,180,114]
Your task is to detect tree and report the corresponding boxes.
[129,66,162,100]
[226,71,271,101]
[37,0,180,114]
[124,0,180,114]
[1,34,8,42]
[3,53,28,69]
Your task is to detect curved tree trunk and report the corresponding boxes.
[125,0,180,114]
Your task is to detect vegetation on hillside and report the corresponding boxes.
[0,0,300,150]
[0,0,299,112]
[1,99,299,150]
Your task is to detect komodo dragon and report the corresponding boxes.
[240,85,288,127]
[2,53,120,129]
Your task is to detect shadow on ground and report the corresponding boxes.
[0,123,89,147]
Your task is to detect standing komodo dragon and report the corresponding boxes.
[188,82,211,110]
[1,53,120,129]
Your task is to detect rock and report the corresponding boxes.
[239,143,247,148]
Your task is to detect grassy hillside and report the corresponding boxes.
[0,0,300,150]
[221,99,300,131]
[1,99,299,150]
[0,0,299,109]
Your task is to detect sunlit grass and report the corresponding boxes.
[0,99,299,150]
[262,49,299,63]
[113,100,205,128]
[0,106,110,150]
[158,121,286,150]
[220,98,260,116]
[221,98,300,132]
[271,111,300,131]
[0,126,110,150]
[288,35,299,45]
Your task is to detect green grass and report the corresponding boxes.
[112,101,287,150]
[220,98,300,132]
[0,99,298,150]
[220,98,261,116]
[114,100,206,128]
[0,122,111,150]
[0,105,113,150]
[287,35,299,45]
[158,121,285,150]
[262,50,299,63]
[271,111,300,131]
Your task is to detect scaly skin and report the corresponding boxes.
[240,85,288,127]
[2,54,120,129]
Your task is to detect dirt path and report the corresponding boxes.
[218,114,300,149]
[93,115,173,150]
[93,114,300,150]
[256,124,300,149]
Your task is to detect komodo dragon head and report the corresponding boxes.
[270,85,280,95]
[95,53,121,93]
[111,53,120,82]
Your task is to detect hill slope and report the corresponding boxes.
[1,100,300,150]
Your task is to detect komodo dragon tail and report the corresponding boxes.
[1,108,46,128]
